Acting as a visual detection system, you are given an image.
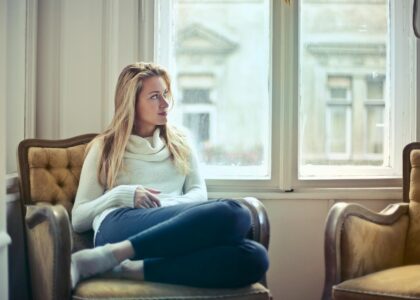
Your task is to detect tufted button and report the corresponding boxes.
[45,164,51,171]
[57,181,64,188]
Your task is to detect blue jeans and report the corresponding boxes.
[95,199,269,288]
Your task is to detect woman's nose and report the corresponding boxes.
[160,96,170,108]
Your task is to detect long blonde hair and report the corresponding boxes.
[89,62,191,189]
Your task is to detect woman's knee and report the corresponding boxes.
[239,240,269,283]
[211,200,252,234]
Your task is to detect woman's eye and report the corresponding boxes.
[150,94,159,100]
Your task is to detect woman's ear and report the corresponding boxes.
[414,0,420,38]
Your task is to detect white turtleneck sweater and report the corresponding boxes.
[71,128,207,234]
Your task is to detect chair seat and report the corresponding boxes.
[333,265,420,300]
[73,279,271,300]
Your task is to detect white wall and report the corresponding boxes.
[37,0,140,139]
[33,1,400,299]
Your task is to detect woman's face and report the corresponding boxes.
[135,76,170,137]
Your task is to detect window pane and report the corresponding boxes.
[299,0,389,177]
[366,106,384,155]
[327,107,350,155]
[183,113,210,143]
[165,0,270,179]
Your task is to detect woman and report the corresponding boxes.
[70,62,269,289]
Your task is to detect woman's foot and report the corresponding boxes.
[104,259,145,281]
[71,244,119,288]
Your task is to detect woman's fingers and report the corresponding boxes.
[134,187,161,208]
[145,187,161,194]
[147,191,161,207]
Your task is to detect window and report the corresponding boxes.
[298,0,415,181]
[156,0,271,180]
[152,0,416,189]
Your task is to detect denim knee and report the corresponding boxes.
[212,199,252,240]
[238,240,269,284]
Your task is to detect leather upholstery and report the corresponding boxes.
[74,280,269,300]
[406,150,420,263]
[17,134,272,300]
[322,143,420,300]
[340,215,408,281]
[27,144,87,213]
[334,265,420,300]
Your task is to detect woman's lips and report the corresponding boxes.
[158,112,167,116]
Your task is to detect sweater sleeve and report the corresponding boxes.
[160,140,208,207]
[71,141,138,233]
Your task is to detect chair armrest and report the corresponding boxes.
[237,197,270,250]
[322,202,409,300]
[25,203,72,300]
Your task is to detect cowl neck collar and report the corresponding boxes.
[124,128,170,161]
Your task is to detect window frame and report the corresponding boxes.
[143,0,417,196]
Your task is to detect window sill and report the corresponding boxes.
[208,187,402,201]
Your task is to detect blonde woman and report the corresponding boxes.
[70,62,269,289]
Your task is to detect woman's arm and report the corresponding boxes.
[71,141,138,233]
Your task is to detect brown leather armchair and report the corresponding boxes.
[17,134,272,300]
[322,142,420,300]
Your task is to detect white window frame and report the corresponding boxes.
[140,0,417,198]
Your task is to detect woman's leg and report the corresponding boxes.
[72,199,252,286]
[96,199,252,260]
[144,239,269,288]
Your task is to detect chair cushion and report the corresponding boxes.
[28,144,87,213]
[73,279,270,300]
[333,265,420,300]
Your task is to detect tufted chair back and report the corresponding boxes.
[403,144,420,264]
[17,134,97,251]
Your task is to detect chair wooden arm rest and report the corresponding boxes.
[322,202,410,300]
[237,197,270,250]
[25,203,72,300]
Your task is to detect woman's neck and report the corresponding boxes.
[134,125,156,138]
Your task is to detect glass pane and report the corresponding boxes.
[183,113,210,143]
[168,0,270,179]
[366,106,384,155]
[327,107,349,154]
[183,88,211,104]
[299,0,389,177]
[366,75,384,100]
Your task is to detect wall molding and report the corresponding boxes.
[101,0,119,129]
[25,0,38,138]
[138,0,155,62]
[36,0,62,139]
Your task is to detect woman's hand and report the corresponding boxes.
[134,186,161,208]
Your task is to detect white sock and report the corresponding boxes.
[71,244,119,289]
[109,259,145,281]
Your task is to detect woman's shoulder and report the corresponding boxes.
[86,136,105,156]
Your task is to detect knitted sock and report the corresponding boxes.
[71,244,119,289]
